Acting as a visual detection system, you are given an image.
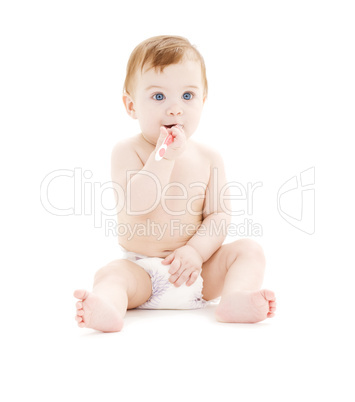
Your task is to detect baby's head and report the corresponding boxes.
[123,35,208,142]
[123,35,208,99]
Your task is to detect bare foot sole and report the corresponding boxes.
[74,289,124,332]
[215,289,276,323]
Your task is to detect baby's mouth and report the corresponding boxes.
[163,124,183,129]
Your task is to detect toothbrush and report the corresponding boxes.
[155,130,174,161]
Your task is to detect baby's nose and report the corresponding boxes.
[166,103,183,116]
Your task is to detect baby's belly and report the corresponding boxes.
[118,213,203,258]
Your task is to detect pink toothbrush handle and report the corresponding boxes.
[155,133,174,161]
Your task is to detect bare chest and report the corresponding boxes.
[162,156,209,213]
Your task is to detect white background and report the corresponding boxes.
[1,1,354,401]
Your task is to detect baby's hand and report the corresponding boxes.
[155,125,187,160]
[162,245,203,287]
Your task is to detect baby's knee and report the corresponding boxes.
[94,259,131,283]
[232,239,266,263]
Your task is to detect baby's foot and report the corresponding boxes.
[215,289,276,324]
[74,289,124,332]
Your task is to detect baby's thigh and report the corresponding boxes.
[95,259,152,309]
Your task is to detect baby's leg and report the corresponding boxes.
[74,259,152,332]
[202,239,276,323]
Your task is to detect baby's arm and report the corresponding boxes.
[126,126,186,213]
[111,126,186,213]
[163,150,231,287]
[187,153,231,259]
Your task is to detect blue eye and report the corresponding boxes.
[183,92,193,100]
[153,93,165,101]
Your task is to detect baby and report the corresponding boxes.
[74,35,276,332]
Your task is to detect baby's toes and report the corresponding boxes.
[75,304,85,324]
[75,314,82,322]
[75,313,86,328]
[267,300,277,318]
[76,309,84,317]
[261,289,276,302]
[269,300,277,312]
[74,289,89,301]
[74,290,88,327]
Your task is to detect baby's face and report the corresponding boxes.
[127,59,206,143]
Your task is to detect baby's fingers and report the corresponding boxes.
[168,258,181,275]
[172,268,192,287]
[155,126,170,149]
[186,271,200,287]
[162,252,175,265]
[171,124,184,134]
[170,125,185,146]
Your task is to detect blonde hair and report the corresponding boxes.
[123,35,208,97]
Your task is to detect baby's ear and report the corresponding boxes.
[122,93,137,119]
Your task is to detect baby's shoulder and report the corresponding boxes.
[111,134,144,172]
[111,134,140,155]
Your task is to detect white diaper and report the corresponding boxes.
[121,248,208,310]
